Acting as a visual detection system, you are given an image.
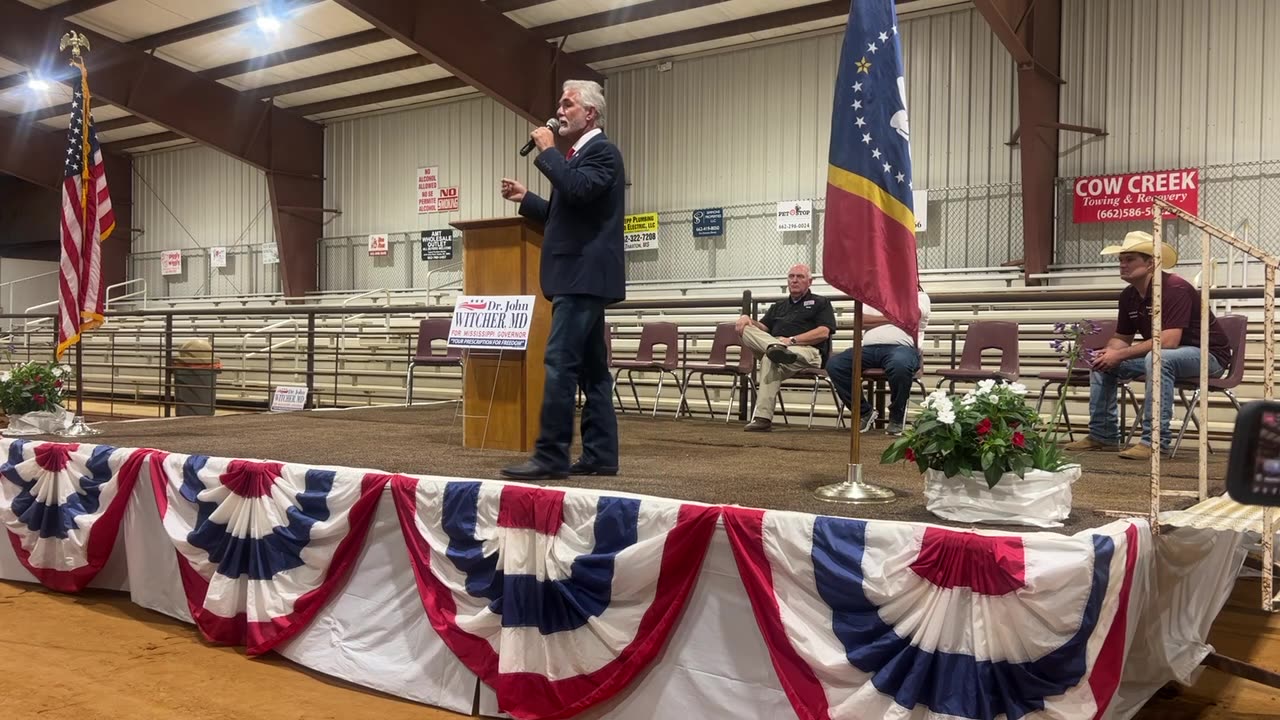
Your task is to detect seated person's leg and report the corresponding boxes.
[882,345,921,430]
[825,349,853,408]
[1067,358,1145,449]
[1140,346,1222,451]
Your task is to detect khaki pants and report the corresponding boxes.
[740,325,820,421]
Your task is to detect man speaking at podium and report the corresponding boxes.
[498,80,626,481]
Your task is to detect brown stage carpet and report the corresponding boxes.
[60,404,1227,533]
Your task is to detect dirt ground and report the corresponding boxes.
[63,403,1227,533]
[2,578,1277,720]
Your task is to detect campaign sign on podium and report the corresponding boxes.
[448,295,536,350]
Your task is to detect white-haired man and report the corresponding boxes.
[499,80,626,481]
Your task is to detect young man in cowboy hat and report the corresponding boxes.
[1064,231,1232,459]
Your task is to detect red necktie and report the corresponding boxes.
[566,147,576,160]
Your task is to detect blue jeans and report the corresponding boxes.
[827,345,920,425]
[1087,346,1224,449]
[532,295,618,472]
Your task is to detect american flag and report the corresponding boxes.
[57,58,114,360]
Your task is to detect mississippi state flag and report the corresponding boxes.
[724,508,1144,720]
[148,453,388,655]
[391,476,720,720]
[823,0,920,335]
[0,440,146,591]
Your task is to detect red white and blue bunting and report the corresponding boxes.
[724,508,1144,720]
[391,475,720,720]
[147,452,388,655]
[0,439,146,592]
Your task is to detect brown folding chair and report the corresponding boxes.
[1168,313,1249,457]
[935,320,1020,392]
[678,322,757,422]
[610,321,682,417]
[857,347,928,428]
[783,367,846,429]
[1034,319,1116,440]
[405,318,463,403]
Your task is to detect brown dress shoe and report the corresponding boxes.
[744,418,773,432]
[1118,444,1153,460]
[1062,436,1114,452]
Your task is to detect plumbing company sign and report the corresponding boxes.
[448,295,536,350]
[1072,168,1199,223]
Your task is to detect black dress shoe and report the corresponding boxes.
[766,344,799,364]
[570,459,619,476]
[500,461,568,480]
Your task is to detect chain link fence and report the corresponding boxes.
[129,246,281,300]
[1055,160,1280,265]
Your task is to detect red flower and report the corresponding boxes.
[976,418,992,436]
[32,393,45,405]
[1013,432,1026,448]
[904,448,916,462]
[54,380,62,388]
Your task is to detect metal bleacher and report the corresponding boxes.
[5,262,1272,435]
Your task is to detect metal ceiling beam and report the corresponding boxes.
[0,0,324,296]
[535,0,729,39]
[0,114,63,189]
[130,0,324,51]
[974,0,1062,282]
[53,0,118,17]
[488,0,558,11]
[103,131,183,152]
[334,0,601,125]
[201,28,387,80]
[289,76,468,116]
[246,55,430,99]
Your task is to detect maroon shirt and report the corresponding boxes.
[1116,272,1232,367]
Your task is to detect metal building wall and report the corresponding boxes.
[130,145,278,297]
[1056,0,1280,264]
[320,5,1022,286]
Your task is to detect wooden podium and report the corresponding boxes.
[450,217,551,452]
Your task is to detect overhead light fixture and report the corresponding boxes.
[256,15,282,34]
[26,77,49,92]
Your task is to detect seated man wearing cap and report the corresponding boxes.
[1065,231,1232,460]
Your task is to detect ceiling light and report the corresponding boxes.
[26,77,49,92]
[256,15,282,34]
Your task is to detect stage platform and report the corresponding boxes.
[0,406,1254,720]
[87,403,1226,532]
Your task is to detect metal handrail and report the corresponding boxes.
[424,260,464,300]
[23,299,59,332]
[105,278,148,312]
[0,270,57,331]
[243,317,300,360]
[339,288,393,348]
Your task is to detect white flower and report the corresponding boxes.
[961,394,977,406]
[923,389,948,410]
[55,365,71,377]
[1009,382,1028,396]
[0,371,9,383]
[937,408,956,425]
[976,379,996,395]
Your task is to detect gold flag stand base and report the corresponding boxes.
[814,463,896,504]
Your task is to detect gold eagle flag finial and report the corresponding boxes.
[59,30,91,58]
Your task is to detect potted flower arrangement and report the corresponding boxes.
[880,322,1098,527]
[0,356,74,435]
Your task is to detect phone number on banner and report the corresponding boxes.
[1094,206,1154,221]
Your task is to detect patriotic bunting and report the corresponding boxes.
[0,439,146,591]
[391,476,720,720]
[147,452,388,655]
[723,508,1143,720]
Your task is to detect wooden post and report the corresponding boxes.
[1265,265,1276,611]
[1150,210,1163,532]
[1199,230,1210,501]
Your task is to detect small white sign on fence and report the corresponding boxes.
[161,250,183,276]
[270,385,309,412]
[210,246,227,269]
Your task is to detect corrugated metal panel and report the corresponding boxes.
[1060,0,1280,176]
[323,6,1016,234]
[132,145,275,255]
[323,95,555,237]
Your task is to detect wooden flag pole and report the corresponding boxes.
[815,300,895,504]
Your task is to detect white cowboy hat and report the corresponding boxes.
[1100,230,1178,266]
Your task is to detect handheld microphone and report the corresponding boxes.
[519,118,560,157]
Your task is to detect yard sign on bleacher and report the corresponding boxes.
[448,296,536,350]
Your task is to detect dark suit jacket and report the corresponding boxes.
[518,132,627,303]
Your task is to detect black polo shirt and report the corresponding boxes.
[760,291,838,363]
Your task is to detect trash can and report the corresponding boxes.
[173,339,221,417]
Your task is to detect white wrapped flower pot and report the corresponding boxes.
[923,465,1081,529]
[2,405,74,435]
